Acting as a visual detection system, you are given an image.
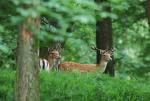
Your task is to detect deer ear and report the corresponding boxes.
[99,51,103,54]
[108,48,115,56]
[100,50,106,54]
[48,48,51,53]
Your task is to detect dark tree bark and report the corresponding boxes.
[95,0,115,76]
[146,0,150,30]
[15,17,40,101]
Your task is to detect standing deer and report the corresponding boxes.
[58,46,114,72]
[40,42,62,71]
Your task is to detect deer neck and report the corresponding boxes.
[97,58,108,72]
[48,56,55,68]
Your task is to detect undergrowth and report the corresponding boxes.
[0,69,150,101]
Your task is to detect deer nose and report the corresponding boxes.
[55,54,61,59]
[56,56,61,59]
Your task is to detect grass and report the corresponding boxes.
[0,69,150,101]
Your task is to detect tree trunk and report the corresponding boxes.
[146,0,150,30]
[95,0,115,76]
[15,18,40,101]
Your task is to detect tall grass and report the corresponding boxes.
[0,69,150,101]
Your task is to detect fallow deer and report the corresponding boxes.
[40,42,62,71]
[58,46,114,73]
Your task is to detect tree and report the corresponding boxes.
[146,0,150,30]
[95,0,114,76]
[15,17,40,101]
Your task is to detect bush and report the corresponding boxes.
[0,69,15,101]
[0,69,150,101]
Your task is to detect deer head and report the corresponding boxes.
[48,41,62,59]
[91,46,114,62]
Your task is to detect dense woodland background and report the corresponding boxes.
[0,0,150,101]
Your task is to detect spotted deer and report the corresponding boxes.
[58,46,114,72]
[40,42,62,71]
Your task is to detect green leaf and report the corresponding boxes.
[0,44,9,53]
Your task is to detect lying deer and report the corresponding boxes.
[40,42,62,71]
[58,46,114,72]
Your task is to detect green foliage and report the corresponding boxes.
[0,69,150,101]
[0,0,99,67]
[1,0,150,100]
[0,69,15,100]
[62,23,96,63]
[0,16,17,68]
[0,0,114,67]
[0,0,150,77]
